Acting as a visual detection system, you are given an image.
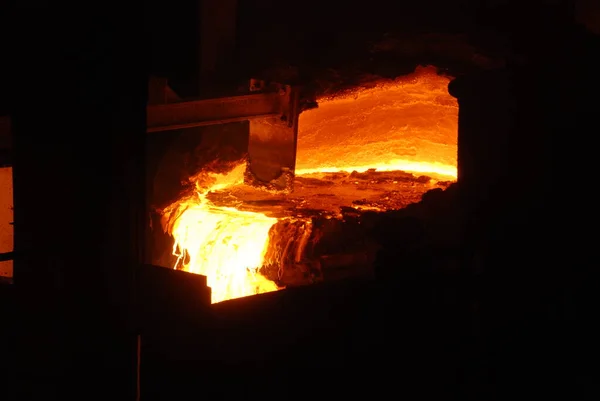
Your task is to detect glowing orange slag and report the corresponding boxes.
[165,66,458,304]
[167,164,279,304]
[296,66,458,180]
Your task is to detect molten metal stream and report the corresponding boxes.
[167,164,280,304]
[165,66,458,303]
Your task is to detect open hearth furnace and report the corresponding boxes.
[146,65,457,304]
[1,1,584,398]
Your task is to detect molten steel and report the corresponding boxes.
[296,66,457,180]
[164,164,280,304]
[164,66,458,304]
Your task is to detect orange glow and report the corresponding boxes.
[296,66,458,180]
[163,66,458,303]
[164,164,280,304]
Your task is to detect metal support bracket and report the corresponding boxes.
[146,91,289,133]
[246,84,300,192]
[148,80,301,191]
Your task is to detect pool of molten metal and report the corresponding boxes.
[162,66,458,304]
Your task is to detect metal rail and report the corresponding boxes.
[146,92,285,133]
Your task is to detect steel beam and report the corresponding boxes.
[146,92,285,133]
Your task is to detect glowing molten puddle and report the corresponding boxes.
[166,164,280,304]
[172,205,279,304]
[165,66,458,304]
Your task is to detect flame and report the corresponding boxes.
[296,66,458,180]
[166,164,280,304]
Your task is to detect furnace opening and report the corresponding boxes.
[161,65,458,304]
[296,66,457,179]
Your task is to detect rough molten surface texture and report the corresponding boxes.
[296,66,457,178]
[207,170,452,218]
